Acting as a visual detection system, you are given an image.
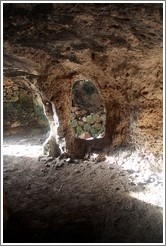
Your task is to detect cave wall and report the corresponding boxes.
[3,77,48,135]
[3,3,163,157]
[70,107,106,139]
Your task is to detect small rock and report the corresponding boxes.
[127,170,135,174]
[38,156,46,161]
[149,177,155,183]
[10,121,21,128]
[12,85,18,91]
[92,170,96,175]
[74,169,80,174]
[95,154,106,163]
[52,159,57,164]
[79,132,91,140]
[132,173,139,178]
[57,161,65,167]
[66,158,74,163]
[44,157,54,163]
[99,165,105,169]
[59,153,69,160]
[108,166,114,169]
[130,182,136,186]
[46,163,50,167]
[82,116,87,122]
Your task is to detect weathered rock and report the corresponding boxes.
[76,125,84,136]
[77,120,84,127]
[12,85,19,91]
[70,119,78,128]
[10,121,21,128]
[83,123,91,132]
[82,116,87,123]
[93,123,102,131]
[79,132,92,140]
[3,3,163,160]
[87,115,95,125]
[43,136,61,158]
[3,81,49,133]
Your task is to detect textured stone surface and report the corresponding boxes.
[70,107,106,139]
[3,79,49,133]
[3,3,163,158]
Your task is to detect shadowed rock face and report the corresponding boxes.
[3,3,163,158]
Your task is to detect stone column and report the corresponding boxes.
[42,99,61,158]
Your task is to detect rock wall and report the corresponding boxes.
[71,108,106,139]
[3,78,48,135]
[3,3,163,158]
[71,80,106,140]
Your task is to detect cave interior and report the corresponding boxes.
[2,2,163,244]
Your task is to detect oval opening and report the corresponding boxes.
[70,80,106,140]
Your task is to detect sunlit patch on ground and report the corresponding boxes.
[105,149,163,207]
[3,142,43,158]
[129,190,163,207]
[105,149,163,173]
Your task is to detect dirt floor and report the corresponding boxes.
[3,131,163,243]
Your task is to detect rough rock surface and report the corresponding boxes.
[3,3,163,159]
[3,3,163,243]
[3,78,49,133]
[71,80,106,139]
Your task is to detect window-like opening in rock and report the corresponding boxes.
[70,80,106,140]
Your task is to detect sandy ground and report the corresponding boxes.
[3,132,163,243]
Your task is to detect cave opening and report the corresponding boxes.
[3,79,49,137]
[70,80,106,140]
[3,83,52,164]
